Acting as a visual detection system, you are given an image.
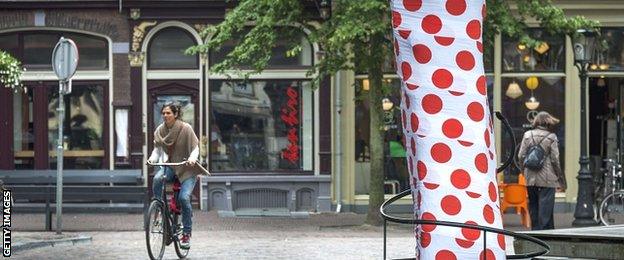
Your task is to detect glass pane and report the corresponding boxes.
[24,33,58,70]
[210,30,312,68]
[501,76,566,182]
[148,28,198,69]
[209,80,313,171]
[0,33,19,57]
[48,83,105,169]
[484,41,494,73]
[13,87,35,169]
[354,78,409,195]
[502,29,565,72]
[153,95,195,130]
[591,28,624,71]
[64,32,108,70]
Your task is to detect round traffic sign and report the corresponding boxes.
[52,37,79,81]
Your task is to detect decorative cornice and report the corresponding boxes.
[128,51,145,67]
[131,21,157,52]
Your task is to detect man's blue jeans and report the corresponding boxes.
[153,166,196,234]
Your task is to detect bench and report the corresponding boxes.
[0,170,148,231]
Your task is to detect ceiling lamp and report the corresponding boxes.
[526,76,539,90]
[505,81,523,99]
[362,79,370,91]
[597,77,606,87]
[525,96,540,110]
[382,98,394,111]
[534,42,550,54]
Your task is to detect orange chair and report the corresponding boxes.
[500,174,531,229]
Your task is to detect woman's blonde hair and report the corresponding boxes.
[532,111,560,129]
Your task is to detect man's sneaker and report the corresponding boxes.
[180,233,191,249]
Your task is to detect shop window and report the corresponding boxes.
[209,80,313,172]
[591,28,624,71]
[148,27,198,69]
[501,76,566,180]
[47,83,105,169]
[0,31,108,71]
[210,29,312,68]
[502,29,565,72]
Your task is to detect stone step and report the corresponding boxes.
[514,225,624,259]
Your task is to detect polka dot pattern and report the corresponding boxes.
[391,0,502,259]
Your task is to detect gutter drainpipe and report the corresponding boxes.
[335,71,342,213]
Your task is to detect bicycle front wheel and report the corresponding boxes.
[145,201,166,260]
[173,214,189,259]
[600,191,624,226]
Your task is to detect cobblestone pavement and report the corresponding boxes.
[13,228,417,259]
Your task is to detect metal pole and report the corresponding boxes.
[573,63,597,226]
[56,81,65,234]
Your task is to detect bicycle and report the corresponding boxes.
[145,161,210,260]
[599,158,624,225]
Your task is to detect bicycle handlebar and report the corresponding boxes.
[147,161,211,176]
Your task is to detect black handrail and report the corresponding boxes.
[381,190,550,259]
[380,112,549,259]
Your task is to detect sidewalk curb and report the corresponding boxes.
[13,235,92,252]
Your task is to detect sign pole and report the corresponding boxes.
[56,80,65,235]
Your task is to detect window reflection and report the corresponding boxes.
[148,27,198,69]
[48,84,104,169]
[591,28,624,71]
[209,80,313,171]
[502,29,565,72]
[13,88,35,169]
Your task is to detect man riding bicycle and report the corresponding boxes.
[147,102,200,250]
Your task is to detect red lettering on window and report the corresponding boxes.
[280,85,300,164]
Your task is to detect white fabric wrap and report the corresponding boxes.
[390,1,505,259]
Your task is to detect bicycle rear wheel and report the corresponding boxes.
[173,214,189,258]
[145,201,166,260]
[600,191,624,226]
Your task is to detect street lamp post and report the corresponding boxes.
[572,29,599,226]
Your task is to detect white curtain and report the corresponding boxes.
[115,109,129,157]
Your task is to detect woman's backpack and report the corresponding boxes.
[523,132,552,171]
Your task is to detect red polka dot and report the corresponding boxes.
[477,41,483,53]
[413,44,432,64]
[489,182,498,202]
[393,38,399,56]
[410,113,419,132]
[417,190,422,207]
[401,110,407,130]
[436,250,457,260]
[432,69,453,89]
[498,234,506,250]
[422,94,443,114]
[484,129,491,147]
[431,143,451,163]
[480,249,496,260]
[420,232,431,248]
[466,20,482,40]
[451,169,471,189]
[434,36,455,46]
[462,221,481,241]
[477,75,487,95]
[406,83,419,90]
[401,62,412,81]
[442,119,463,138]
[410,137,416,156]
[467,102,485,121]
[483,204,495,224]
[404,92,411,108]
[475,153,488,173]
[441,195,461,215]
[456,50,475,70]
[422,15,442,34]
[417,160,427,180]
[392,11,402,28]
[403,0,422,11]
[482,4,487,19]
[446,0,466,15]
[398,29,411,39]
[455,238,475,248]
[408,156,414,176]
[421,212,437,232]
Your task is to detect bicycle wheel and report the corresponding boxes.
[145,201,166,260]
[600,191,624,226]
[173,214,189,258]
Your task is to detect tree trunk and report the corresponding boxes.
[365,33,386,226]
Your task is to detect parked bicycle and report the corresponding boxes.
[145,161,210,260]
[599,158,624,225]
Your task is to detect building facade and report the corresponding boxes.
[0,0,332,216]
